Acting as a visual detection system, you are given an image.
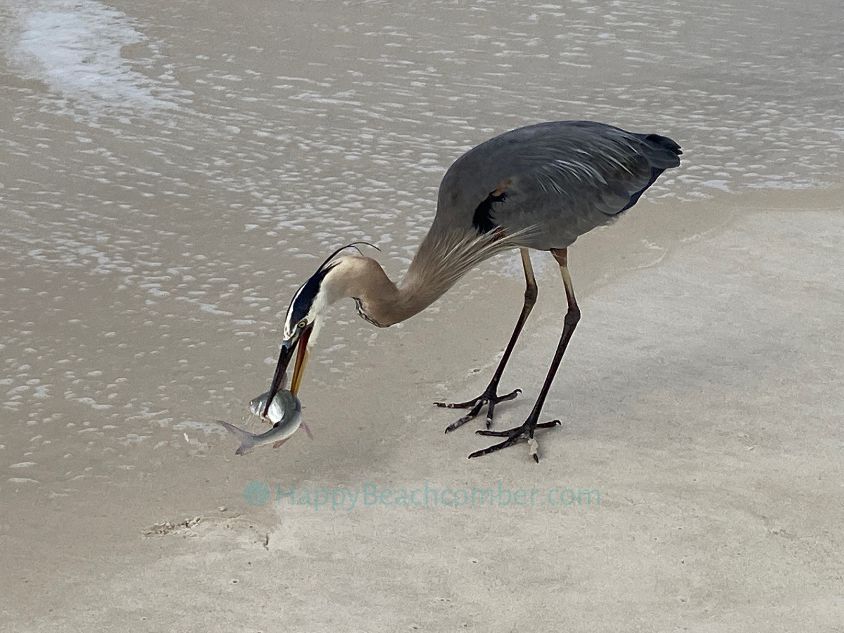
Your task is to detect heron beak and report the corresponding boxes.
[289,325,311,396]
[262,325,312,417]
[263,341,294,418]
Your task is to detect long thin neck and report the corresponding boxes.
[348,227,521,327]
[350,255,452,328]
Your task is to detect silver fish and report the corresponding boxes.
[216,390,310,455]
[248,390,292,424]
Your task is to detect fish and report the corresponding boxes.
[216,389,312,455]
[248,390,291,424]
[249,389,314,439]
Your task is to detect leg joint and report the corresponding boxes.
[565,305,581,326]
[523,281,538,307]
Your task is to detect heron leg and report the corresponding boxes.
[469,248,580,463]
[436,248,537,432]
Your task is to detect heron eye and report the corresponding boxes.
[297,320,307,329]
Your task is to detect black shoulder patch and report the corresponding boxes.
[472,191,506,233]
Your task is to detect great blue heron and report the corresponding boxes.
[263,120,682,462]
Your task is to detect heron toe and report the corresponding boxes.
[435,387,522,433]
[469,418,561,463]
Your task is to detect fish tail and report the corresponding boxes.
[215,420,257,455]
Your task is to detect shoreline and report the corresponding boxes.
[3,185,842,631]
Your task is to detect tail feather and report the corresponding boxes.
[639,133,682,168]
[215,420,257,455]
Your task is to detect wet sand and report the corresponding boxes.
[2,0,844,630]
[3,188,842,632]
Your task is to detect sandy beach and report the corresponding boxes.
[1,0,843,631]
[4,188,842,632]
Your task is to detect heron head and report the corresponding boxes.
[261,242,378,416]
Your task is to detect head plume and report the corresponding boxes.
[282,241,381,340]
[314,241,380,273]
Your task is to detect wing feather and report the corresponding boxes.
[434,121,681,250]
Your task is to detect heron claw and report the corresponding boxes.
[436,387,522,433]
[469,419,560,462]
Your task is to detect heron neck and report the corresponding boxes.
[353,259,452,327]
[342,228,519,327]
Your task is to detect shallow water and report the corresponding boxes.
[1,0,842,491]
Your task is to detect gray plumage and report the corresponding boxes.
[433,120,681,250]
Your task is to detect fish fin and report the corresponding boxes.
[301,421,314,440]
[215,420,257,456]
[272,438,290,449]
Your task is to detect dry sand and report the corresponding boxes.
[3,0,843,630]
[2,188,842,632]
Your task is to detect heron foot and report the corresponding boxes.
[468,417,561,463]
[435,386,522,433]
